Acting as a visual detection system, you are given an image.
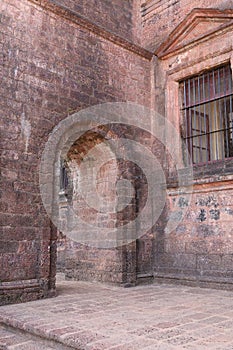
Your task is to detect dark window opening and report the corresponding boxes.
[181,63,233,164]
[60,160,69,191]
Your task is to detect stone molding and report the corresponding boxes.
[28,0,154,60]
[156,8,233,58]
[0,279,40,291]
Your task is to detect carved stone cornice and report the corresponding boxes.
[156,8,233,59]
[28,0,153,60]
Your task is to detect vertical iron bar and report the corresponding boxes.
[198,75,202,163]
[223,66,229,158]
[213,69,218,160]
[229,64,233,157]
[188,78,193,162]
[208,71,212,160]
[184,81,189,164]
[193,77,197,163]
[218,67,225,159]
[203,72,208,163]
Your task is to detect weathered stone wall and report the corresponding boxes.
[151,6,233,288]
[0,0,151,304]
[154,179,233,288]
[56,0,135,41]
[1,0,233,306]
[140,0,233,50]
[58,122,164,285]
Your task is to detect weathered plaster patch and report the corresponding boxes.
[20,111,31,153]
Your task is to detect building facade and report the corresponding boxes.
[0,0,233,305]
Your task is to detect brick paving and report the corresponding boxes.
[1,274,233,349]
[0,324,73,350]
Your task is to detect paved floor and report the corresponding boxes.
[1,275,233,349]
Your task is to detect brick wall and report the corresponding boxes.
[54,0,135,41]
[151,8,233,288]
[154,181,233,287]
[58,122,163,285]
[0,0,151,304]
[1,0,232,305]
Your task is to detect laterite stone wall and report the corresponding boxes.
[0,0,151,304]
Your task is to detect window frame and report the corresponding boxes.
[165,52,233,181]
[180,63,233,165]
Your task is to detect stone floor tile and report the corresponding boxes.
[1,275,233,349]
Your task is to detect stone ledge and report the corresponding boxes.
[0,324,73,350]
[27,0,154,60]
[0,279,40,291]
[0,279,56,306]
[153,272,233,291]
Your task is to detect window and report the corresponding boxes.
[181,63,233,164]
[60,160,69,191]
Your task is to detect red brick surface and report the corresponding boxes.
[0,0,151,304]
[56,0,135,41]
[1,0,233,305]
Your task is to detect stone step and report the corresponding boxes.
[136,273,154,285]
[0,325,74,350]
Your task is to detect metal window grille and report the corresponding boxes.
[181,63,233,164]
